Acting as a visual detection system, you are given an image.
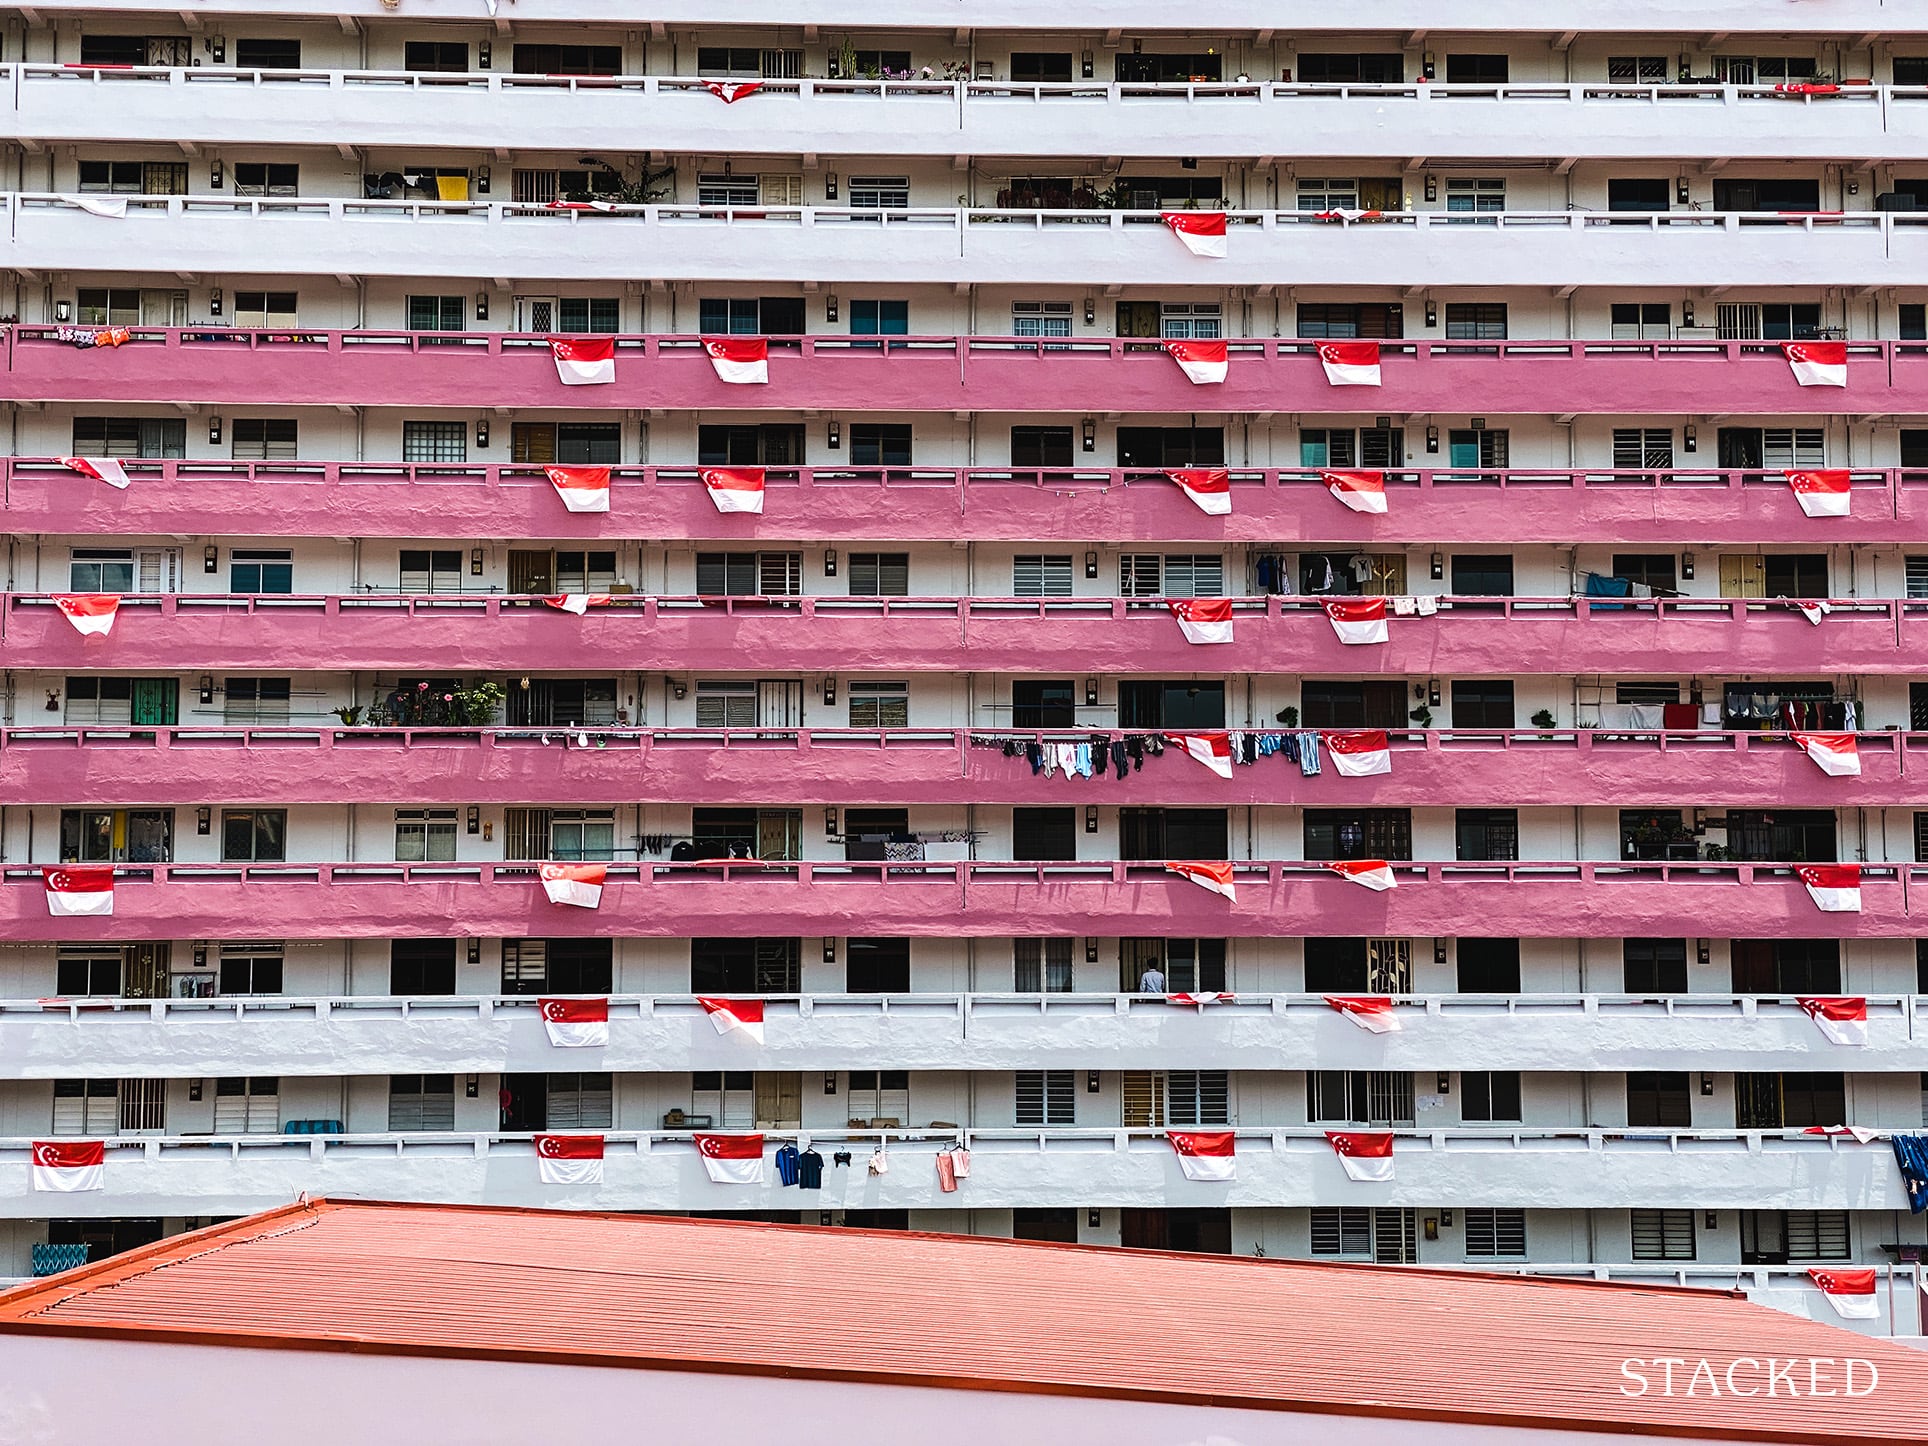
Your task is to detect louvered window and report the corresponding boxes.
[1307,1070,1415,1125]
[1612,428,1675,469]
[1015,1070,1076,1125]
[1906,557,1928,599]
[545,1072,613,1130]
[1166,1071,1230,1126]
[1632,1208,1697,1260]
[1463,1207,1528,1257]
[695,552,802,596]
[1309,1206,1416,1262]
[691,1071,755,1128]
[1786,1209,1851,1259]
[1013,939,1074,992]
[755,1073,803,1128]
[1013,555,1073,597]
[388,1075,455,1131]
[52,1079,120,1135]
[213,1077,279,1134]
[847,1070,909,1126]
[695,682,758,728]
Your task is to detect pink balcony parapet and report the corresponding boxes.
[3,593,1924,675]
[0,860,1910,941]
[9,457,1922,546]
[1,725,1925,808]
[7,328,1923,416]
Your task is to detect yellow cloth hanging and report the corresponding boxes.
[436,175,470,202]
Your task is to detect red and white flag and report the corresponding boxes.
[544,594,612,616]
[704,336,769,385]
[1327,1130,1395,1182]
[1164,339,1227,385]
[549,335,616,385]
[535,1134,605,1185]
[1165,468,1231,516]
[1167,992,1234,1009]
[61,455,130,490]
[540,996,609,1048]
[31,1139,104,1193]
[1797,864,1861,914]
[539,862,606,909]
[1793,599,1832,627]
[1162,211,1227,258]
[1166,731,1234,780]
[701,466,767,515]
[1325,996,1402,1033]
[703,80,761,103]
[1167,1130,1236,1181]
[696,1132,765,1184]
[1323,729,1392,777]
[1327,859,1397,892]
[1783,340,1846,388]
[1786,469,1850,518]
[545,465,611,514]
[1803,1125,1881,1144]
[1325,596,1389,645]
[1165,861,1237,902]
[1167,597,1234,645]
[1323,469,1387,514]
[1792,732,1860,777]
[53,594,119,637]
[1809,1267,1879,1320]
[43,866,114,918]
[1798,996,1869,1047]
[698,996,765,1044]
[1318,341,1382,387]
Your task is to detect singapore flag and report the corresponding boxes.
[54,594,120,637]
[1322,729,1392,777]
[1165,468,1232,515]
[698,996,766,1044]
[1327,1131,1395,1182]
[1167,1130,1237,1181]
[1785,469,1851,518]
[1322,469,1388,514]
[696,1133,766,1184]
[1782,340,1846,388]
[43,866,114,917]
[1808,1268,1879,1319]
[31,1140,104,1192]
[1166,731,1235,780]
[1324,597,1389,645]
[61,456,130,489]
[1797,996,1869,1047]
[1791,732,1860,777]
[540,997,610,1048]
[1328,859,1398,892]
[1161,210,1227,258]
[1797,864,1861,914]
[703,336,769,384]
[549,335,616,385]
[1168,597,1235,645]
[701,467,767,515]
[539,862,606,909]
[535,1134,605,1186]
[1317,341,1382,387]
[1324,996,1403,1033]
[545,465,611,513]
[1164,339,1228,385]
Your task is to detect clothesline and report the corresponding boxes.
[971,730,1327,779]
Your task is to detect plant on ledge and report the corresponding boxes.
[377,680,506,728]
[1530,709,1557,728]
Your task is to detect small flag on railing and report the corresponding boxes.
[1783,340,1846,388]
[1785,469,1851,517]
[1164,861,1237,901]
[704,336,769,384]
[1797,864,1862,914]
[60,456,130,489]
[703,80,762,103]
[544,595,612,615]
[53,594,120,637]
[701,467,767,515]
[539,996,609,1047]
[536,1134,605,1185]
[1164,339,1227,385]
[1165,468,1231,515]
[1798,996,1869,1047]
[42,866,114,918]
[1792,599,1833,627]
[1803,1125,1881,1144]
[1167,597,1234,645]
[1167,1130,1237,1180]
[1327,1131,1395,1181]
[1791,732,1860,777]
[1322,469,1388,513]
[1166,732,1234,779]
[539,863,606,909]
[1317,341,1382,386]
[545,465,611,514]
[1324,996,1402,1033]
[1322,729,1392,777]
[1166,992,1234,1009]
[1808,1267,1879,1319]
[1327,860,1397,892]
[696,1133,766,1184]
[1161,211,1227,258]
[31,1140,104,1192]
[698,996,766,1044]
[549,335,616,385]
[1324,597,1389,645]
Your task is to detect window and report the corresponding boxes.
[690,938,801,994]
[847,553,910,596]
[696,47,803,79]
[850,300,909,336]
[1015,1070,1076,1125]
[500,808,616,862]
[1155,303,1221,341]
[1299,53,1405,83]
[1450,554,1514,596]
[849,176,910,209]
[1012,1207,1078,1242]
[56,949,122,997]
[512,44,621,75]
[1296,302,1404,339]
[1455,809,1519,862]
[697,297,803,335]
[545,1072,614,1130]
[1714,304,1822,342]
[52,1079,121,1135]
[1627,1071,1692,1127]
[1118,554,1223,599]
[65,676,175,727]
[1303,939,1410,993]
[221,808,286,862]
[850,424,912,466]
[1447,428,1509,468]
[60,809,173,864]
[846,1070,909,1125]
[1296,177,1406,213]
[1463,1208,1528,1258]
[1624,939,1688,993]
[846,681,908,729]
[73,417,185,459]
[1308,1071,1416,1125]
[1736,1072,1846,1129]
[78,160,187,194]
[509,422,621,465]
[1605,181,1671,216]
[78,36,154,66]
[1444,304,1507,340]
[691,1070,754,1128]
[1732,939,1841,995]
[1608,56,1669,83]
[1011,426,1074,468]
[391,940,456,995]
[501,939,613,995]
[1116,426,1224,469]
[397,549,465,594]
[697,423,806,467]
[1012,680,1075,728]
[1010,52,1073,82]
[223,678,291,725]
[1725,809,1836,865]
[693,681,756,729]
[694,552,802,596]
[1310,1207,1417,1262]
[218,945,282,996]
[1899,58,1928,85]
[1012,807,1076,861]
[1305,809,1412,861]
[234,38,300,68]
[1013,555,1073,597]
[229,548,293,593]
[1301,682,1407,730]
[402,421,467,462]
[1014,938,1073,992]
[1460,1072,1523,1122]
[1011,300,1072,338]
[404,41,468,72]
[229,292,299,333]
[1126,1069,1229,1126]
[1115,52,1222,83]
[513,168,620,205]
[1450,681,1515,730]
[1118,808,1228,860]
[1632,1208,1697,1260]
[68,549,135,592]
[1297,426,1405,469]
[1902,305,1927,343]
[1612,428,1675,473]
[1445,177,1504,224]
[233,163,298,197]
[1742,1210,1851,1265]
[1457,938,1521,993]
[395,809,458,862]
[75,288,142,326]
[213,1077,279,1133]
[847,938,910,993]
[1445,54,1509,83]
[388,1075,455,1131]
[691,809,800,863]
[1120,939,1226,993]
[1610,303,1671,338]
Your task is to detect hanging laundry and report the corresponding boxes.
[1414,595,1439,617]
[797,1148,824,1190]
[1297,732,1323,776]
[774,1142,800,1187]
[1890,1133,1928,1213]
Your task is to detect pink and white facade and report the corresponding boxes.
[0,1,1926,1333]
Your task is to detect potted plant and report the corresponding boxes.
[1530,708,1556,728]
[332,705,363,726]
[1275,705,1299,727]
[1410,704,1433,727]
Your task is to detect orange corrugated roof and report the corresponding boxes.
[1,1199,1924,1443]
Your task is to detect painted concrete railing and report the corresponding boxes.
[4,196,1921,288]
[2,592,1922,675]
[0,992,1919,1077]
[1,726,1926,808]
[9,456,1923,545]
[0,860,1912,939]
[7,327,1922,416]
[0,1125,1905,1215]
